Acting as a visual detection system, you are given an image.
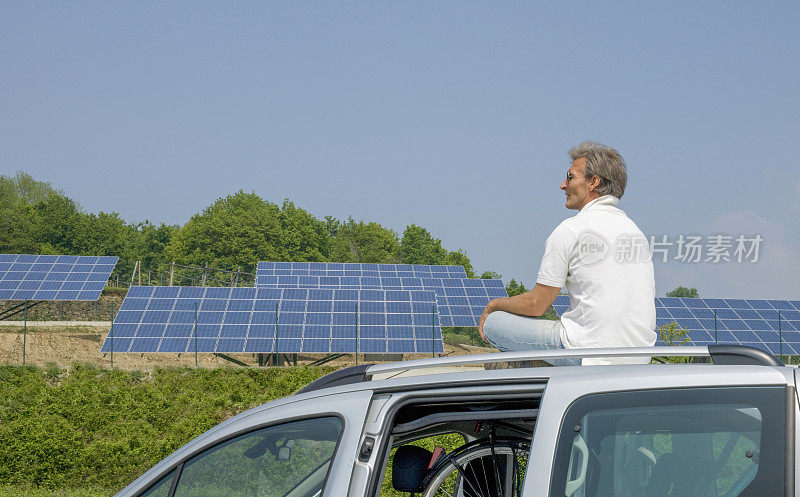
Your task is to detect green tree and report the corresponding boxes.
[165,191,284,271]
[0,172,66,254]
[74,212,140,279]
[480,271,501,280]
[33,193,84,254]
[505,279,528,297]
[0,171,61,206]
[329,217,399,263]
[136,221,179,274]
[443,249,475,278]
[76,212,136,256]
[323,215,341,238]
[398,224,448,265]
[278,200,329,262]
[0,199,41,253]
[666,286,699,298]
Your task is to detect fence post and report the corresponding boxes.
[194,301,198,367]
[130,260,138,286]
[274,301,279,365]
[714,310,717,344]
[22,300,27,366]
[110,301,114,368]
[201,263,208,287]
[169,262,175,287]
[355,302,359,366]
[432,304,435,358]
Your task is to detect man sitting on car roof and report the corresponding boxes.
[479,141,656,366]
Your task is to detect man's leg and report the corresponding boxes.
[482,311,580,366]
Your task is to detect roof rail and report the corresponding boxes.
[365,345,783,377]
[707,344,783,366]
[296,364,374,394]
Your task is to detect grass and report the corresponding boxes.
[0,487,109,497]
[0,363,334,495]
[442,327,486,347]
[100,287,128,298]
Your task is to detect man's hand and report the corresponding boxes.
[477,301,496,341]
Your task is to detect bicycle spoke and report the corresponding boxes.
[453,460,484,497]
[422,440,530,497]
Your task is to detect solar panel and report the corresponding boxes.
[256,262,468,282]
[100,286,444,355]
[255,273,506,327]
[255,262,506,327]
[0,254,119,301]
[552,296,800,355]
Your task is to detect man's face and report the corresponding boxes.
[560,158,597,210]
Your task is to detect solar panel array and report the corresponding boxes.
[101,286,444,355]
[0,254,119,301]
[553,295,800,354]
[255,262,507,327]
[256,262,468,281]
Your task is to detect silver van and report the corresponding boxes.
[115,345,796,497]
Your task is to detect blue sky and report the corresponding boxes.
[2,2,798,299]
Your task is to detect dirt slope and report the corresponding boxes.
[0,325,494,371]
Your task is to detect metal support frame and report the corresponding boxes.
[0,300,44,321]
[311,354,347,366]
[214,353,249,367]
[260,353,296,366]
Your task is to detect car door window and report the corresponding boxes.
[172,416,343,497]
[549,387,788,497]
[140,470,175,497]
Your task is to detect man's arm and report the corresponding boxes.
[478,283,561,340]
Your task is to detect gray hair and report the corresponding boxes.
[568,141,627,198]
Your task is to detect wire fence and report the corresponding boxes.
[113,261,256,288]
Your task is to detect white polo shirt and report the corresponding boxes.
[537,195,656,365]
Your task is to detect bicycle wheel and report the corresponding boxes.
[421,439,530,497]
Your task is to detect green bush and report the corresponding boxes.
[442,327,486,347]
[0,364,333,494]
[656,321,692,363]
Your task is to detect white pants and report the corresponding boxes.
[483,311,580,366]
